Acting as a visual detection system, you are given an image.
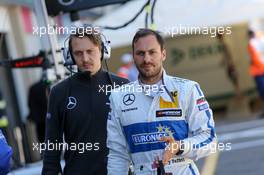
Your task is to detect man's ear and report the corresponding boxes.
[162,49,166,61]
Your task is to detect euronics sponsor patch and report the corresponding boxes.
[123,121,188,153]
[132,125,174,145]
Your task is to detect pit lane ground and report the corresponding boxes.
[9,117,264,175]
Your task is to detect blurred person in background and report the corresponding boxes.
[248,30,264,117]
[0,129,12,175]
[0,89,9,140]
[27,78,49,143]
[128,63,139,82]
[117,53,138,81]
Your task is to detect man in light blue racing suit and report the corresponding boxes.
[107,29,217,175]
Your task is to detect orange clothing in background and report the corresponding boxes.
[248,39,264,77]
[117,65,130,79]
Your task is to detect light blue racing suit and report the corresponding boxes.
[107,71,217,175]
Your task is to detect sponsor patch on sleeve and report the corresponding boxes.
[198,103,209,111]
[196,97,206,105]
[156,109,182,118]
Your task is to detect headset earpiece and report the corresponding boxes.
[63,49,75,66]
[62,37,75,66]
[101,39,111,60]
[62,31,111,65]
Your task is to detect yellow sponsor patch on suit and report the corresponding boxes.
[159,91,179,108]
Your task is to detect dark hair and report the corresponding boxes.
[132,28,165,51]
[69,27,102,55]
[248,30,255,38]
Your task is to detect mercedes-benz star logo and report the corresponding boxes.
[123,94,135,106]
[67,96,77,109]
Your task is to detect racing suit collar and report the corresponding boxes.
[160,70,175,102]
[136,70,175,102]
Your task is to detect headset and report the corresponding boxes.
[61,26,114,85]
[62,30,111,67]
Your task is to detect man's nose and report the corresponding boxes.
[144,53,151,63]
[83,52,89,62]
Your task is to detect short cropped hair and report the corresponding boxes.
[69,27,102,54]
[132,28,165,51]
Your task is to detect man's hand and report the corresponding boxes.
[160,137,180,165]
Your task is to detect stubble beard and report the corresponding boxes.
[138,64,163,83]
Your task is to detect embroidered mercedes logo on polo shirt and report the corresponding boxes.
[67,96,77,109]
